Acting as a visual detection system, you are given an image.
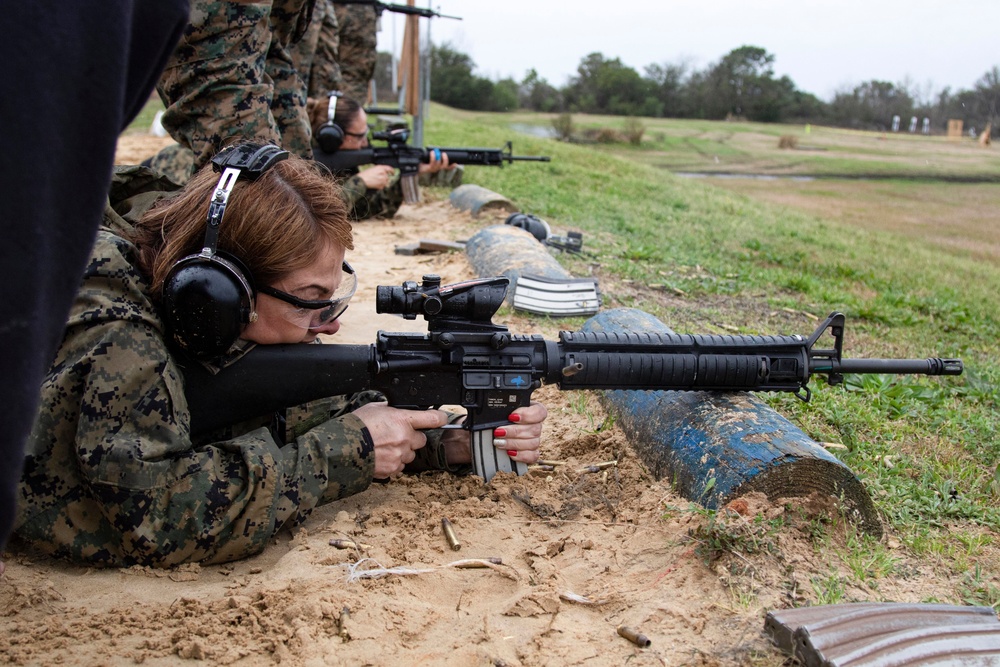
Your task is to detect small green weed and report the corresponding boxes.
[566,392,615,433]
[811,571,847,605]
[959,564,1000,610]
[841,529,899,585]
[687,506,780,564]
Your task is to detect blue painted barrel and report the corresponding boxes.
[582,308,881,536]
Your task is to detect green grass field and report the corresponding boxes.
[417,105,1000,607]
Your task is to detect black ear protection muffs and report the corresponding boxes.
[504,212,552,243]
[316,91,344,153]
[162,143,290,360]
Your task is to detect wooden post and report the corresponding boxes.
[947,119,964,141]
[401,2,420,116]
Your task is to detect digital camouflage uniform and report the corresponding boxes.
[151,0,316,185]
[14,166,458,567]
[291,0,342,98]
[333,3,378,102]
[334,166,464,221]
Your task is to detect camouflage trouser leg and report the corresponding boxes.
[269,0,314,158]
[289,0,341,98]
[266,40,313,159]
[333,4,378,103]
[308,0,342,97]
[156,1,280,171]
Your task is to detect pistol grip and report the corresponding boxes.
[471,429,528,482]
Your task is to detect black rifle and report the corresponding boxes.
[180,276,964,482]
[313,127,551,202]
[334,0,460,20]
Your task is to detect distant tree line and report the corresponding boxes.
[415,43,1000,137]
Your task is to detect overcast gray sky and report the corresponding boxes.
[378,1,998,102]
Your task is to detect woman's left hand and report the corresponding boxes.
[443,401,548,466]
[417,149,455,175]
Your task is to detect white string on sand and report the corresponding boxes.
[342,557,518,582]
[343,558,434,582]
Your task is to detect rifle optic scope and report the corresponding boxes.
[370,127,409,144]
[376,275,509,326]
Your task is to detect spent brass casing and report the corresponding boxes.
[617,625,651,647]
[339,606,351,641]
[579,461,618,474]
[452,557,502,568]
[329,538,372,550]
[442,517,461,551]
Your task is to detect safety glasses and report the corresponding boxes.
[258,261,357,329]
[344,124,371,140]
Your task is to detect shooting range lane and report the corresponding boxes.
[581,308,882,537]
[5,144,974,665]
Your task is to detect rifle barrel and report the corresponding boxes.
[364,106,404,115]
[336,0,461,19]
[817,358,964,376]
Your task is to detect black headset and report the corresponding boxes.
[316,91,345,153]
[504,212,551,242]
[162,143,289,360]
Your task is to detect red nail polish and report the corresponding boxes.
[494,428,506,437]
[507,450,518,458]
[509,414,521,423]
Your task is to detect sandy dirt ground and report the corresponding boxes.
[0,135,973,666]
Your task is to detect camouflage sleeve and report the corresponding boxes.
[373,177,404,219]
[156,1,281,170]
[334,169,404,221]
[343,174,403,221]
[17,231,374,567]
[338,173,368,208]
[288,391,468,475]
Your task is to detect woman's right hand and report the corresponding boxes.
[357,164,395,191]
[351,402,449,479]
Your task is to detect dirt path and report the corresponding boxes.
[0,135,967,667]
